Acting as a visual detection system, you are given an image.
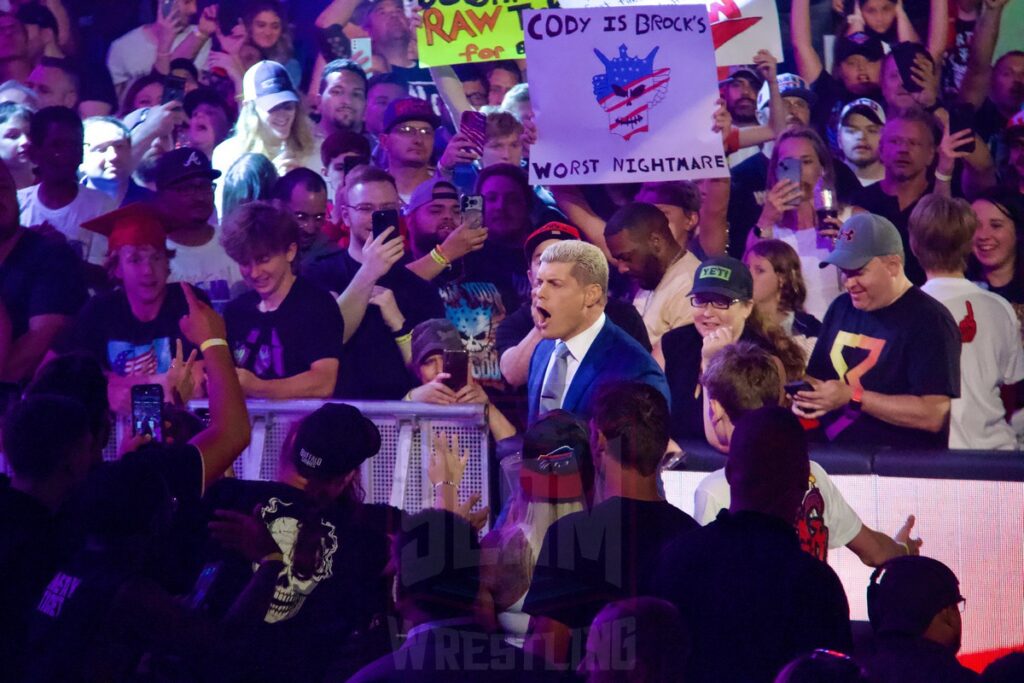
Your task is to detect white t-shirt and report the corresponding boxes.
[167,235,244,314]
[694,460,863,559]
[633,250,700,346]
[921,277,1024,450]
[18,184,115,265]
[771,225,844,321]
[106,26,211,88]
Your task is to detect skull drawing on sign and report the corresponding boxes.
[592,44,671,141]
[258,497,339,624]
[448,302,491,354]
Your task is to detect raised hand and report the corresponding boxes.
[178,282,227,347]
[895,514,923,555]
[361,228,405,282]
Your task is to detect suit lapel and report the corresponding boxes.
[561,321,612,413]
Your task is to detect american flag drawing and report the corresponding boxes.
[109,339,171,376]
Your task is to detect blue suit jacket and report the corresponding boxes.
[527,317,670,426]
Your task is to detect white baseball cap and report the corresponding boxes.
[242,60,299,115]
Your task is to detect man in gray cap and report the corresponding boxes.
[791,213,961,449]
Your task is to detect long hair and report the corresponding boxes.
[765,126,836,192]
[965,190,1024,298]
[747,239,809,315]
[745,306,807,381]
[243,1,294,66]
[221,153,279,219]
[232,99,315,163]
[119,73,164,117]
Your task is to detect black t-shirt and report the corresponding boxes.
[0,477,58,683]
[225,276,344,382]
[0,229,87,342]
[200,478,398,683]
[850,182,934,285]
[834,161,871,204]
[863,633,981,683]
[57,285,199,376]
[662,325,775,442]
[726,152,769,258]
[305,250,443,399]
[494,298,651,360]
[808,287,960,448]
[975,97,1008,150]
[652,510,852,683]
[523,496,698,631]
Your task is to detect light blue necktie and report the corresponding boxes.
[539,342,570,415]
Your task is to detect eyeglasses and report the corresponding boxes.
[690,295,741,310]
[392,124,433,138]
[293,211,327,224]
[345,202,403,214]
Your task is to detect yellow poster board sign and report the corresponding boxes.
[417,0,554,67]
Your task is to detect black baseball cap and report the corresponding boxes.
[152,147,221,191]
[292,403,381,480]
[183,86,232,120]
[835,32,885,64]
[382,97,441,133]
[410,318,463,369]
[524,222,581,260]
[868,556,963,636]
[688,256,754,300]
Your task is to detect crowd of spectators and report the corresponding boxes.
[1,0,1023,680]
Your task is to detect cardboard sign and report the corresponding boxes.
[416,0,554,67]
[525,6,725,185]
[558,0,782,67]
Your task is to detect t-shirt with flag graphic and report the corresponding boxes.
[56,285,202,376]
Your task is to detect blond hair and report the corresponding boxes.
[233,100,315,161]
[539,240,609,294]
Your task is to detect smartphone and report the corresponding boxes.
[163,75,186,105]
[783,380,814,397]
[460,110,487,154]
[892,42,926,94]
[342,155,370,176]
[131,384,164,441]
[442,349,469,390]
[777,157,802,207]
[371,209,400,242]
[161,0,176,20]
[351,37,373,72]
[948,103,977,154]
[451,163,477,196]
[460,194,484,229]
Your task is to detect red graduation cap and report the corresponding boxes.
[80,203,167,254]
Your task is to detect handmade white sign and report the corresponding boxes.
[525,6,725,185]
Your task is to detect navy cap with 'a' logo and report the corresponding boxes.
[153,147,221,191]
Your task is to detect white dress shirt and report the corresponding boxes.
[541,313,607,409]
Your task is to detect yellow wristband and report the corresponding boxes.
[200,338,229,352]
[394,332,412,345]
[430,247,450,267]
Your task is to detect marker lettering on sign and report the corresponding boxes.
[603,15,627,32]
[531,159,601,179]
[422,6,503,45]
[635,13,708,35]
[525,12,592,40]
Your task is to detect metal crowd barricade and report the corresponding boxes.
[183,400,491,516]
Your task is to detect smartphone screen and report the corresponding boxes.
[131,384,164,441]
[460,194,484,229]
[350,37,372,72]
[442,349,469,390]
[163,75,186,105]
[777,157,802,207]
[460,110,487,154]
[371,209,400,242]
[161,0,176,20]
[949,103,977,154]
[893,43,925,94]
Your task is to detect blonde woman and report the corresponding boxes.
[211,60,320,219]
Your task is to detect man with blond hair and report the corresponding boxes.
[527,240,668,424]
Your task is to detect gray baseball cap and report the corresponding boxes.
[820,213,904,271]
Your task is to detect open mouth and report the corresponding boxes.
[536,306,551,319]
[615,114,643,127]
